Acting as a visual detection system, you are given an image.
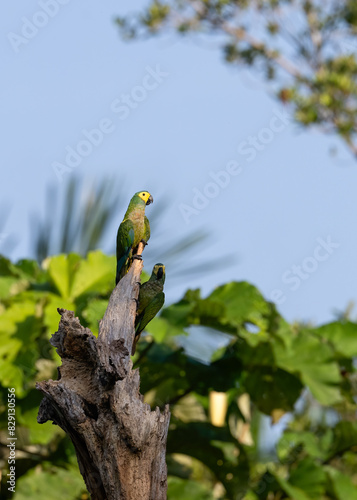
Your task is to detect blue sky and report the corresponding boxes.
[2,0,357,326]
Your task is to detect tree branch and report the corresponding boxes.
[36,243,171,500]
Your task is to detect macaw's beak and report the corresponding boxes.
[146,195,154,205]
[157,267,163,279]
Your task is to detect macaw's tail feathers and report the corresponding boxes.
[115,255,129,285]
[131,334,140,355]
[116,224,135,285]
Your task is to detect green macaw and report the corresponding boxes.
[116,191,153,285]
[132,263,165,355]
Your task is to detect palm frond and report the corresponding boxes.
[31,177,235,285]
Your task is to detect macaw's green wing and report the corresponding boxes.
[143,215,151,243]
[132,292,165,354]
[116,219,135,284]
[135,292,165,335]
[136,280,156,316]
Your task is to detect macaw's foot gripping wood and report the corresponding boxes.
[36,245,170,500]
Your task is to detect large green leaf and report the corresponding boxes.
[17,390,64,444]
[0,276,25,299]
[0,362,26,396]
[325,466,357,499]
[44,293,75,334]
[14,465,85,500]
[273,331,342,405]
[288,457,326,498]
[70,251,115,298]
[45,253,81,299]
[0,301,36,337]
[167,477,215,499]
[146,316,189,343]
[208,282,271,329]
[14,259,42,280]
[328,421,357,459]
[313,321,357,357]
[167,421,250,497]
[273,473,311,500]
[82,298,109,334]
[45,251,115,301]
[244,367,303,416]
[162,294,196,329]
[277,430,332,462]
[0,255,40,280]
[0,302,39,395]
[0,254,17,276]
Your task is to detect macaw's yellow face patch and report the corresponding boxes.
[153,264,165,279]
[137,191,153,205]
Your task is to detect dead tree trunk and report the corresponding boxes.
[36,245,171,500]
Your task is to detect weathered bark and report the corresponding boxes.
[36,245,171,500]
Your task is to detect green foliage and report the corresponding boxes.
[1,252,357,499]
[14,465,86,500]
[168,477,216,499]
[116,0,357,157]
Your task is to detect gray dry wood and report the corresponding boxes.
[36,245,171,500]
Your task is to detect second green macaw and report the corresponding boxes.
[116,191,153,285]
[132,263,165,355]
